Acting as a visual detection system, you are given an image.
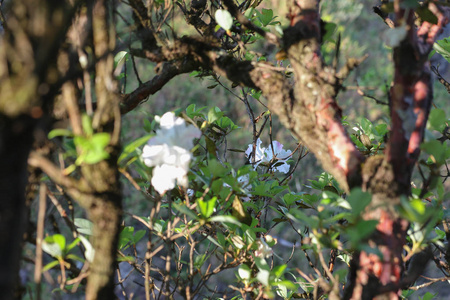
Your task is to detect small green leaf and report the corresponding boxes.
[272,264,287,278]
[74,218,94,236]
[117,256,135,262]
[118,226,134,250]
[43,260,60,272]
[48,129,73,139]
[256,8,275,27]
[428,109,446,132]
[42,234,66,258]
[209,215,242,226]
[416,7,438,24]
[197,197,217,218]
[114,51,129,76]
[173,202,199,220]
[52,234,66,252]
[216,231,226,247]
[323,22,337,43]
[421,140,447,165]
[420,292,438,300]
[118,134,152,163]
[66,237,81,252]
[434,39,450,63]
[207,107,224,123]
[215,9,233,31]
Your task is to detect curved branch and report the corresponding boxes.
[28,151,92,201]
[120,60,198,114]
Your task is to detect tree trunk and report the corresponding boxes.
[0,115,35,299]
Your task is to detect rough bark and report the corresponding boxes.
[0,1,76,298]
[348,2,450,299]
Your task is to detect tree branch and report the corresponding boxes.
[387,2,450,194]
[120,60,198,114]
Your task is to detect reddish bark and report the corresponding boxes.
[348,2,450,299]
[387,1,449,193]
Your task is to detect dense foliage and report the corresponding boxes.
[0,0,450,300]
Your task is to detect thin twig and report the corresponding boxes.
[34,183,47,300]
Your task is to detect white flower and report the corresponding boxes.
[245,138,292,173]
[255,238,273,258]
[142,112,201,195]
[245,138,266,166]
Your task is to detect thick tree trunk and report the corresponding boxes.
[0,1,76,298]
[0,115,35,299]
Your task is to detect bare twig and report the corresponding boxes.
[34,183,47,300]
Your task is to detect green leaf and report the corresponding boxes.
[346,188,371,216]
[173,202,199,220]
[420,292,438,300]
[256,8,275,27]
[42,234,66,258]
[209,215,242,226]
[238,264,252,280]
[434,39,450,63]
[153,220,165,233]
[215,9,233,31]
[428,109,447,132]
[216,231,226,247]
[118,134,152,163]
[207,107,224,123]
[114,51,129,76]
[117,256,135,262]
[66,237,81,252]
[75,133,111,165]
[91,133,110,149]
[346,220,378,246]
[118,226,134,250]
[43,260,60,272]
[272,264,287,278]
[114,51,128,66]
[399,197,430,223]
[323,22,337,43]
[256,269,270,286]
[74,218,94,236]
[421,140,448,165]
[133,230,146,244]
[197,196,217,218]
[275,280,297,290]
[143,119,153,133]
[206,235,222,248]
[416,6,438,24]
[207,159,228,177]
[48,129,73,139]
[66,254,85,263]
[52,234,66,252]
